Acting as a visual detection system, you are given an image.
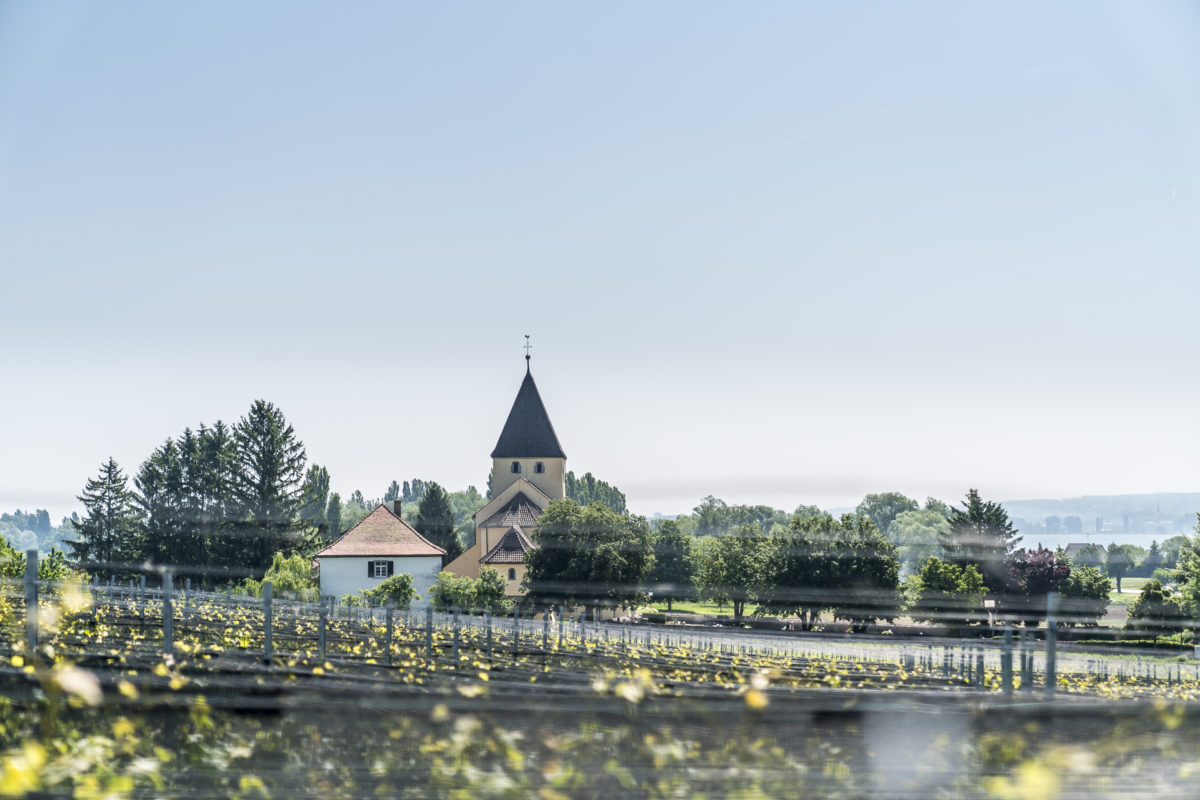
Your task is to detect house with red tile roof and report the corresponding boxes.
[315,502,445,600]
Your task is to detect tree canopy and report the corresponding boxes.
[1105,543,1140,594]
[565,472,627,515]
[524,499,654,616]
[68,401,321,584]
[415,483,461,566]
[855,492,918,536]
[757,513,899,631]
[906,557,987,630]
[886,509,948,577]
[646,520,697,610]
[1060,565,1110,627]
[695,524,765,621]
[941,489,1022,593]
[68,457,143,575]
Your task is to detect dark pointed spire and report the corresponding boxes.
[491,368,566,459]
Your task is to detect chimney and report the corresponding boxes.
[393,499,403,517]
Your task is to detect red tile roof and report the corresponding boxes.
[315,505,446,558]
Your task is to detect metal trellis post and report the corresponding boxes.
[162,572,174,657]
[1044,592,1058,698]
[263,581,273,663]
[24,550,37,659]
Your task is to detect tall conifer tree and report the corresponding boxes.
[70,458,143,577]
[231,400,308,572]
[415,482,460,565]
[940,489,1022,594]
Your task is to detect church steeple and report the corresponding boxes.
[491,369,566,459]
[490,348,566,500]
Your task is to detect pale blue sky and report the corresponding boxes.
[2,2,1198,520]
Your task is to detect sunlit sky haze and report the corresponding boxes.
[1,2,1198,520]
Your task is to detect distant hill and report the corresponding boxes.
[1002,492,1199,548]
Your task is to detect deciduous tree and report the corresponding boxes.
[1060,565,1110,627]
[758,513,899,631]
[696,524,765,621]
[1007,548,1070,626]
[886,509,948,577]
[1105,543,1139,594]
[907,557,987,631]
[646,520,696,611]
[524,499,655,618]
[855,492,918,536]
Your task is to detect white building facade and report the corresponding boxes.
[315,502,445,602]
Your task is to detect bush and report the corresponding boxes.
[240,552,318,602]
[1152,568,1175,586]
[1127,580,1186,636]
[429,571,476,612]
[429,568,511,614]
[907,558,986,629]
[355,574,418,609]
[1060,565,1110,627]
[474,568,512,615]
[0,540,73,583]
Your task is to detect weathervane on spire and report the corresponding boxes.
[524,335,532,370]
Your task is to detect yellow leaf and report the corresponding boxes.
[744,688,769,710]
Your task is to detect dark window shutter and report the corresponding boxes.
[387,561,394,576]
[367,561,374,577]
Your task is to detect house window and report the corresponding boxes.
[511,461,521,473]
[534,462,545,474]
[508,568,516,580]
[370,560,392,579]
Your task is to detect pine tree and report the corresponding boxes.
[940,489,1022,594]
[231,400,308,573]
[325,493,342,540]
[70,458,143,577]
[135,438,185,569]
[194,422,238,577]
[383,481,400,504]
[299,465,331,533]
[415,482,460,566]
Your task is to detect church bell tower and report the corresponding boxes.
[490,341,566,500]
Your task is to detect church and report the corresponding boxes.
[444,353,567,596]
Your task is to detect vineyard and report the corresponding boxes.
[4,572,1200,798]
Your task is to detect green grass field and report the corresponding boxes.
[644,599,733,615]
[1113,576,1150,595]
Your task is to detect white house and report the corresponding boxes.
[314,502,445,601]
